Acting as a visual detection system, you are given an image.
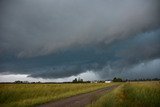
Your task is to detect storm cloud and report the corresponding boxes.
[0,0,160,80]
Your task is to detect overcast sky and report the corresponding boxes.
[0,0,160,82]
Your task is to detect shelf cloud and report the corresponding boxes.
[0,0,160,81]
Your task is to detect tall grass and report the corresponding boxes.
[88,81,160,107]
[0,83,113,107]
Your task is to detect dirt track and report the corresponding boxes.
[37,85,119,107]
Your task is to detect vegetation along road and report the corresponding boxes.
[0,83,116,107]
[1,81,159,107]
[38,85,119,107]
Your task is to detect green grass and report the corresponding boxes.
[87,81,160,107]
[0,83,114,107]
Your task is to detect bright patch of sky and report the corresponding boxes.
[0,71,100,82]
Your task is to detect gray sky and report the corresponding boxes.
[0,0,160,82]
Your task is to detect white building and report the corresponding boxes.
[105,81,111,83]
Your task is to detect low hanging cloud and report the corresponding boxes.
[0,28,159,79]
[0,0,160,80]
[119,58,160,80]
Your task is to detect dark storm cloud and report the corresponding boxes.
[97,29,160,79]
[119,59,160,80]
[0,0,160,57]
[0,0,160,79]
[0,28,160,79]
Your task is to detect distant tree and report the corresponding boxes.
[72,78,78,83]
[14,80,23,83]
[72,78,84,83]
[112,77,122,82]
[99,80,105,83]
[79,79,83,83]
[85,81,91,83]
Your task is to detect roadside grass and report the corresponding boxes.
[87,81,160,107]
[0,83,115,107]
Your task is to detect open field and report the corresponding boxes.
[0,83,115,107]
[87,81,160,107]
[1,81,159,107]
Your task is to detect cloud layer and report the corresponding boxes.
[1,0,160,57]
[0,0,160,80]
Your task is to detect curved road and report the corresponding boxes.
[37,85,119,107]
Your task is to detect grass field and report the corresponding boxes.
[87,81,160,107]
[0,83,114,107]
